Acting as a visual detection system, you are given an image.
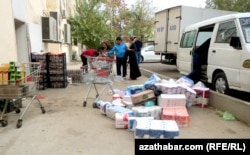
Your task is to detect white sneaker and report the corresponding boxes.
[114,75,123,82]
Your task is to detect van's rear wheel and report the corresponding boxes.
[212,72,229,94]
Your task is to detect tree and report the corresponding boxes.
[69,0,111,49]
[104,0,127,42]
[124,0,156,41]
[205,0,250,12]
[69,0,157,48]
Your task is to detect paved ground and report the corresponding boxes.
[0,61,250,155]
[140,62,180,79]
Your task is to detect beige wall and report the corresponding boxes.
[0,1,18,64]
[26,0,46,24]
[0,0,74,64]
[46,0,60,11]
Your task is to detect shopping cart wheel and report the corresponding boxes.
[92,103,98,108]
[16,119,22,128]
[83,101,87,107]
[1,120,8,127]
[15,108,21,114]
[41,107,46,114]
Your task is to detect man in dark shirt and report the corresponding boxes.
[134,35,143,64]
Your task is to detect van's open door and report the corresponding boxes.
[176,30,196,75]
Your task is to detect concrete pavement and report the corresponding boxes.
[0,61,250,155]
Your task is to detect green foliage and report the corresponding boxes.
[69,0,250,49]
[124,0,156,41]
[69,0,158,48]
[205,0,250,12]
[69,0,111,49]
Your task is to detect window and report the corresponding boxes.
[215,21,237,43]
[180,30,196,48]
[196,31,212,46]
[239,17,250,43]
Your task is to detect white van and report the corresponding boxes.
[176,13,250,94]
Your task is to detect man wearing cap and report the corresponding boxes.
[108,36,128,79]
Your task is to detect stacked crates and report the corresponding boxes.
[47,53,68,88]
[8,62,25,85]
[66,69,83,83]
[31,53,48,90]
[30,52,68,89]
[0,62,25,112]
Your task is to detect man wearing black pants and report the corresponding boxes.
[134,35,143,65]
[108,37,128,79]
[80,49,98,73]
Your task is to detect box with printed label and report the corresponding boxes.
[131,90,155,105]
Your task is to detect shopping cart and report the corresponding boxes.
[0,62,46,128]
[82,57,116,108]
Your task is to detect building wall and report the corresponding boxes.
[0,1,18,64]
[26,0,46,24]
[0,0,74,64]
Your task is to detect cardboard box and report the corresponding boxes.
[0,85,27,99]
[131,90,155,105]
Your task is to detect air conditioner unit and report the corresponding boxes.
[64,24,71,44]
[41,17,57,41]
[50,11,62,42]
[62,9,66,18]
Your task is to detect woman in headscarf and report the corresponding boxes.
[126,36,141,80]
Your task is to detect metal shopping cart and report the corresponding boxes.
[0,62,46,128]
[82,57,116,108]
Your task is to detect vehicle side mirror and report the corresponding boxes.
[230,36,242,49]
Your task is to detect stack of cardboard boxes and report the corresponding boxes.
[0,62,27,99]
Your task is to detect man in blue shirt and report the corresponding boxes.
[108,36,128,79]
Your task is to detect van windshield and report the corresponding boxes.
[239,17,250,43]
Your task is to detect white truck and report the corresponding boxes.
[154,5,237,65]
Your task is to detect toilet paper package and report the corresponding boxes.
[134,119,150,139]
[162,120,180,139]
[158,94,186,108]
[128,116,154,132]
[127,85,145,95]
[115,113,131,129]
[192,88,210,108]
[134,119,179,139]
[149,120,165,139]
[161,107,190,127]
[132,106,162,119]
[115,122,128,129]
[106,105,133,120]
[99,102,113,115]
